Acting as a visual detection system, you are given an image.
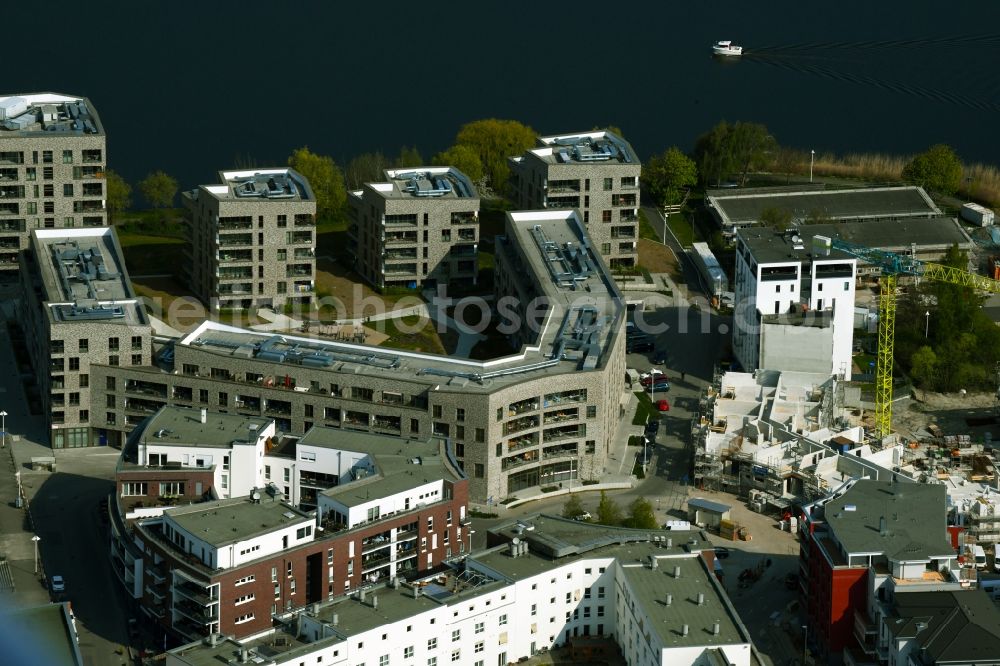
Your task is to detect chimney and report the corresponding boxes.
[509,542,519,558]
[649,555,658,570]
[673,566,681,579]
[200,408,207,424]
[392,577,400,590]
[682,624,689,637]
[359,589,366,603]
[372,595,378,610]
[666,593,672,606]
[240,647,250,664]
[697,592,705,606]
[412,585,421,599]
[712,622,720,636]
[879,516,887,536]
[332,613,339,626]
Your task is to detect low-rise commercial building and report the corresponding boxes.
[347,167,479,290]
[110,406,468,644]
[0,92,108,271]
[164,515,758,666]
[183,168,316,312]
[509,130,640,269]
[18,227,151,448]
[90,210,626,504]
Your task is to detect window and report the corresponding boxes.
[108,355,119,366]
[601,243,611,255]
[271,566,278,582]
[131,354,142,366]
[63,184,73,197]
[844,281,850,291]
[450,651,460,663]
[121,482,147,496]
[475,621,484,634]
[598,586,605,598]
[428,660,437,666]
[499,614,507,626]
[62,150,73,164]
[235,593,255,605]
[131,336,142,350]
[25,168,35,181]
[42,151,53,164]
[427,639,437,650]
[603,177,613,191]
[69,358,79,371]
[433,405,442,418]
[277,215,287,228]
[277,248,287,261]
[79,409,88,421]
[235,575,256,586]
[108,337,119,351]
[265,465,271,480]
[106,412,116,425]
[456,408,465,422]
[586,405,597,418]
[427,517,434,532]
[474,642,484,654]
[69,392,80,406]
[287,562,293,576]
[234,613,254,625]
[159,482,184,496]
[78,339,88,353]
[199,389,208,403]
[475,428,485,442]
[601,210,612,223]
[451,630,460,642]
[107,395,116,408]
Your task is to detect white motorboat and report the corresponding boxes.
[712,40,743,57]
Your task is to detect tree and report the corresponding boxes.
[104,170,131,221]
[432,144,484,182]
[623,498,658,529]
[450,118,536,192]
[394,145,423,168]
[642,147,698,207]
[909,346,938,389]
[596,491,623,526]
[759,206,793,231]
[561,494,586,520]
[138,171,177,209]
[694,121,776,187]
[902,144,963,195]
[288,146,347,219]
[345,152,389,190]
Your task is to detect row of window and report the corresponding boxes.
[51,354,141,371]
[51,336,143,354]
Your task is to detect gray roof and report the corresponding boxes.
[529,130,640,166]
[0,92,105,137]
[803,217,973,253]
[761,310,833,329]
[366,167,479,200]
[189,168,315,203]
[688,498,732,514]
[824,479,953,560]
[738,227,854,265]
[165,496,312,548]
[138,406,271,449]
[30,228,146,326]
[711,186,939,226]
[886,591,1000,664]
[296,428,463,506]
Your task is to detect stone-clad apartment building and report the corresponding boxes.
[347,167,479,290]
[18,227,151,448]
[0,92,107,271]
[509,130,640,269]
[87,210,626,503]
[183,168,316,312]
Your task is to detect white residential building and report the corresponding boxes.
[732,229,856,379]
[164,516,758,666]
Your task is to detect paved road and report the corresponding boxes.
[641,205,706,292]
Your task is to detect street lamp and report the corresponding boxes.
[0,410,7,449]
[802,624,808,665]
[809,150,816,183]
[925,311,930,338]
[31,535,40,574]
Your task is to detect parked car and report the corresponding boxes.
[50,575,65,593]
[645,381,671,392]
[644,420,660,436]
[713,546,730,559]
[640,368,666,382]
[652,350,667,365]
[656,399,670,412]
[574,512,592,522]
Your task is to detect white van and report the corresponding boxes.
[663,520,692,531]
[972,544,987,570]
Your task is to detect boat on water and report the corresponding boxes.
[712,40,743,57]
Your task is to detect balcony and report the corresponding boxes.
[293,281,313,294]
[0,185,24,199]
[451,244,476,257]
[543,425,586,443]
[508,397,539,415]
[173,581,216,607]
[217,283,253,296]
[611,194,637,207]
[543,443,578,459]
[502,451,539,471]
[385,233,418,245]
[174,599,217,625]
[0,219,25,232]
[362,532,392,553]
[218,219,252,231]
[81,150,103,164]
[217,234,253,247]
[286,264,312,277]
[217,268,253,280]
[503,415,539,436]
[544,389,587,407]
[384,214,418,227]
[0,203,19,216]
[385,263,417,276]
[82,183,103,197]
[293,248,314,260]
[373,416,401,433]
[264,399,292,416]
[508,433,539,452]
[0,153,24,165]
[286,232,312,245]
[73,200,105,213]
[547,196,580,208]
[853,610,877,655]
[544,408,579,425]
[73,165,104,180]
[218,250,253,263]
[0,168,16,182]
[126,380,168,399]
[386,249,417,260]
[450,212,478,225]
[547,180,581,194]
[294,214,315,227]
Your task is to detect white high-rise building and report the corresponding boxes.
[732,229,856,379]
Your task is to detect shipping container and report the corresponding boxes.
[690,242,728,296]
[961,202,995,227]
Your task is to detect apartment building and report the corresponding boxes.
[18,227,151,448]
[89,210,626,504]
[183,168,316,312]
[0,93,107,271]
[509,130,640,269]
[732,229,857,379]
[109,407,468,644]
[164,515,757,666]
[798,478,969,663]
[347,167,479,290]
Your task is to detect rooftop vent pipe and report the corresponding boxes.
[712,622,720,636]
[682,624,689,637]
[673,566,681,579]
[697,592,705,606]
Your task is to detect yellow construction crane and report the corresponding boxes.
[831,239,1000,438]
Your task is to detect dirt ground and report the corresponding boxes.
[313,257,423,321]
[893,389,1000,441]
[637,239,681,279]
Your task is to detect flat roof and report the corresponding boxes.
[165,496,312,548]
[177,210,623,391]
[803,217,973,252]
[295,428,463,506]
[761,309,833,328]
[138,405,271,449]
[528,130,640,166]
[2,603,82,666]
[362,167,479,200]
[688,498,732,514]
[189,168,314,203]
[30,228,146,326]
[0,92,104,137]
[711,186,939,226]
[824,479,954,561]
[737,227,855,265]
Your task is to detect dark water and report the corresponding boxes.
[8,1,1000,187]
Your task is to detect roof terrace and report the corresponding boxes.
[0,92,104,136]
[366,167,478,200]
[530,130,638,165]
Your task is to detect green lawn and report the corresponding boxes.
[377,314,446,354]
[632,391,655,425]
[667,213,695,246]
[638,209,660,241]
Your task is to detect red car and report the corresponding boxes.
[656,399,670,412]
